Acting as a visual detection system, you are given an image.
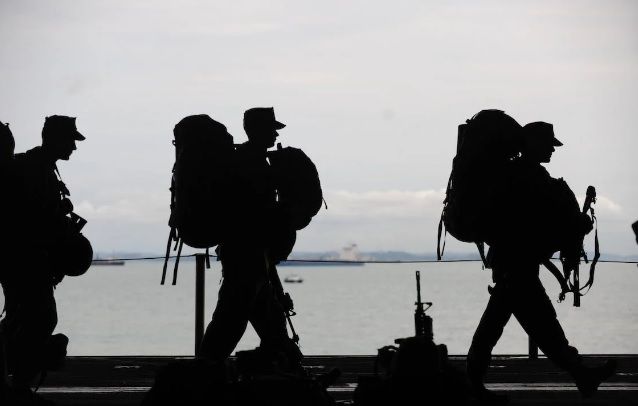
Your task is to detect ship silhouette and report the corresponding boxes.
[279,243,364,267]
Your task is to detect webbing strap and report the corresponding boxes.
[543,259,569,302]
[476,242,487,268]
[53,166,70,198]
[437,173,453,261]
[580,209,600,294]
[172,239,184,285]
[161,228,175,285]
[437,211,446,260]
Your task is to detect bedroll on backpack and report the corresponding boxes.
[168,115,235,249]
[268,143,324,231]
[438,109,522,258]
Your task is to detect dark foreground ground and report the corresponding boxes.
[35,354,638,405]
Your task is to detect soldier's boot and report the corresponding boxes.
[471,383,509,405]
[44,334,68,371]
[5,384,56,406]
[573,359,617,398]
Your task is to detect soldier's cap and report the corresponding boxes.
[522,121,562,147]
[43,115,85,141]
[243,107,285,130]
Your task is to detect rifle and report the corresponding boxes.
[265,251,300,346]
[414,271,433,339]
[561,185,599,307]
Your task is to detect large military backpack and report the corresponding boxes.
[437,109,522,260]
[268,143,324,231]
[162,115,235,284]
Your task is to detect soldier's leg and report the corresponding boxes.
[249,282,303,369]
[199,275,259,360]
[249,282,288,348]
[3,281,58,386]
[199,248,268,361]
[509,278,580,371]
[508,278,616,396]
[467,284,512,388]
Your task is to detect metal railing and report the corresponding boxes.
[148,254,636,359]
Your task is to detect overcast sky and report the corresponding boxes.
[1,1,636,255]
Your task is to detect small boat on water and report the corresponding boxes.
[284,274,303,283]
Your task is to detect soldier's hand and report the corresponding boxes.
[580,213,594,235]
[59,197,74,215]
[280,292,294,313]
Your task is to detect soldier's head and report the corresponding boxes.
[0,121,15,163]
[243,107,285,149]
[521,121,562,163]
[41,115,85,161]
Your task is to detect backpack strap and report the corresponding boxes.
[54,166,70,198]
[437,173,453,260]
[161,227,176,285]
[579,206,600,294]
[476,242,487,268]
[172,238,184,285]
[543,259,570,302]
[437,211,446,260]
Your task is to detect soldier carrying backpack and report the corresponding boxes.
[163,108,322,372]
[444,114,617,403]
[198,107,309,371]
[1,116,91,405]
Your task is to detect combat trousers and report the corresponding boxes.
[199,247,293,361]
[467,269,581,387]
[1,275,58,385]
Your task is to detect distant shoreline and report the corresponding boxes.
[92,251,638,263]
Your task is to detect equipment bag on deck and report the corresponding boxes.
[437,109,523,260]
[162,115,235,284]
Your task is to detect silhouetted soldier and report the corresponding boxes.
[466,122,616,403]
[1,115,85,404]
[199,107,302,371]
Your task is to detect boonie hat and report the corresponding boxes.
[522,121,562,147]
[244,107,285,130]
[43,115,85,141]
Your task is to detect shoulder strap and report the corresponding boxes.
[54,166,70,198]
[437,173,453,260]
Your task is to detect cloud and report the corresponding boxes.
[323,189,445,220]
[74,193,168,225]
[576,194,623,216]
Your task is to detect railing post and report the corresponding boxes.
[528,336,538,359]
[194,254,206,356]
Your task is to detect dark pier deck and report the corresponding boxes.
[36,354,638,405]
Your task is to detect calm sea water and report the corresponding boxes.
[2,260,636,356]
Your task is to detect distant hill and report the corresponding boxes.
[288,250,482,262]
[288,250,638,262]
[94,250,638,263]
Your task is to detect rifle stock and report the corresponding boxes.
[265,251,300,345]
